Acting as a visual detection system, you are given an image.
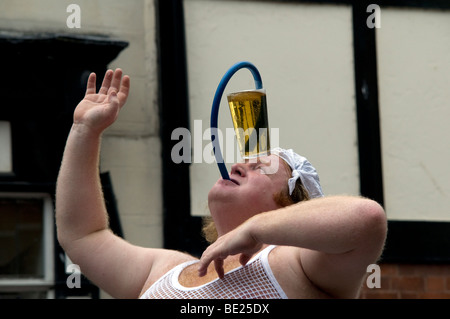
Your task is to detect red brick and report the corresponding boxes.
[379,263,398,276]
[361,291,399,299]
[397,264,419,275]
[380,276,392,290]
[362,264,450,298]
[426,276,445,292]
[391,276,424,291]
[417,292,450,299]
[415,264,450,276]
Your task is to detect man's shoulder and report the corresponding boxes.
[139,248,197,295]
[149,248,198,275]
[268,246,334,298]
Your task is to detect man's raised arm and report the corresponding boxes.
[55,69,158,298]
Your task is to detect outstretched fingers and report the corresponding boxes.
[75,68,130,132]
[197,240,233,279]
[197,249,250,280]
[197,227,264,279]
[104,69,130,107]
[85,69,130,107]
[198,248,223,278]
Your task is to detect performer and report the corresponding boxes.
[55,69,387,299]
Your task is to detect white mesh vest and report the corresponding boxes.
[140,245,287,299]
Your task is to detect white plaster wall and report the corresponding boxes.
[0,0,161,298]
[377,8,450,221]
[184,0,359,216]
[0,0,162,244]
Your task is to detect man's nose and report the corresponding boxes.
[230,162,247,177]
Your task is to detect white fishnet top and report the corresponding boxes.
[139,245,288,299]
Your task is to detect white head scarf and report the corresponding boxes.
[271,147,324,198]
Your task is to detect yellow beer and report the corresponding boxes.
[227,89,270,158]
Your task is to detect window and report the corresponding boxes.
[0,32,127,298]
[0,193,54,299]
[0,121,12,174]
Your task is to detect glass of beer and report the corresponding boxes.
[227,89,270,159]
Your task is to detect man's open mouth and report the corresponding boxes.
[230,178,240,185]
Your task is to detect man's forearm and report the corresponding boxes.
[55,124,109,248]
[248,195,386,254]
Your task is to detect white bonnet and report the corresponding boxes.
[271,147,324,198]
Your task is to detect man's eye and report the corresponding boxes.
[255,165,265,173]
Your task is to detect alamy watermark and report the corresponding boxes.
[366,264,381,289]
[367,4,381,29]
[66,4,81,29]
[66,263,81,289]
[65,3,380,31]
[171,120,279,165]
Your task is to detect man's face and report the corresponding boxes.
[208,155,291,217]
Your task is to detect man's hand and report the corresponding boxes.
[197,221,263,279]
[74,68,130,134]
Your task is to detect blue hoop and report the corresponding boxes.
[210,61,263,180]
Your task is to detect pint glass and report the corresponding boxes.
[227,89,270,158]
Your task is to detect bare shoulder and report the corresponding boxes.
[138,248,198,297]
[147,248,198,277]
[268,246,332,299]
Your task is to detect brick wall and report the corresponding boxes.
[359,263,450,299]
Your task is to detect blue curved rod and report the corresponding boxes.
[210,61,263,180]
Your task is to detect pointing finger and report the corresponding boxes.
[214,259,225,279]
[197,254,212,277]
